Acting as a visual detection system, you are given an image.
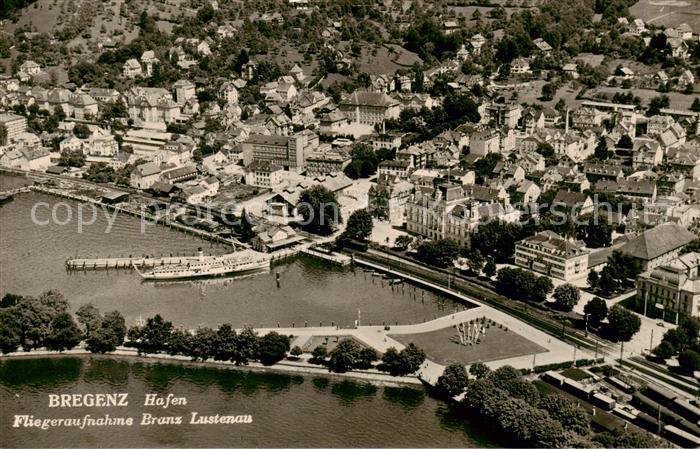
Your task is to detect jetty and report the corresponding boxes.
[300,247,352,266]
[66,252,210,270]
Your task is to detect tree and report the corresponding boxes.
[189,327,217,361]
[297,186,341,236]
[257,332,290,366]
[469,362,491,379]
[416,239,460,268]
[539,394,590,435]
[0,309,21,354]
[464,249,485,275]
[647,95,670,117]
[128,314,173,353]
[578,217,612,248]
[678,349,700,374]
[290,345,303,359]
[692,97,700,113]
[382,343,426,376]
[594,137,612,160]
[73,123,91,139]
[553,284,580,312]
[311,345,327,363]
[342,209,373,242]
[394,235,414,251]
[329,338,361,373]
[355,347,378,369]
[436,363,469,398]
[587,270,599,290]
[471,221,523,262]
[583,297,608,327]
[483,258,497,278]
[232,327,258,365]
[86,310,126,353]
[606,305,641,342]
[44,313,82,352]
[652,341,674,360]
[58,150,85,168]
[536,142,555,159]
[76,304,102,338]
[239,209,255,242]
[617,135,633,149]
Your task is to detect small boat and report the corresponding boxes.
[371,272,383,277]
[391,279,403,285]
[0,193,14,206]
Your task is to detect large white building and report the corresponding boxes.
[0,113,28,145]
[515,231,589,282]
[636,252,700,322]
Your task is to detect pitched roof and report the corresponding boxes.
[340,91,398,108]
[621,223,696,260]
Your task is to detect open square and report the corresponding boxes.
[390,321,547,366]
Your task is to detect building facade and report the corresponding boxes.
[514,231,589,282]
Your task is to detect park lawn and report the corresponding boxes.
[561,367,593,382]
[590,86,698,111]
[390,324,547,366]
[302,335,368,354]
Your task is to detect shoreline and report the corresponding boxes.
[0,348,424,388]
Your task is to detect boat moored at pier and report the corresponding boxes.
[134,249,271,280]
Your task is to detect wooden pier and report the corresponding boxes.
[301,247,352,266]
[66,253,206,270]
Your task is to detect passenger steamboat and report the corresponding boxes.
[134,249,270,280]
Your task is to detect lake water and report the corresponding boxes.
[0,187,463,330]
[0,175,493,447]
[0,357,496,448]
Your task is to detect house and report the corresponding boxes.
[620,222,697,271]
[470,34,486,54]
[140,50,159,76]
[123,59,143,78]
[305,148,351,176]
[553,190,594,216]
[632,138,663,169]
[371,133,403,151]
[19,60,41,76]
[319,110,350,136]
[631,18,646,35]
[562,63,579,79]
[368,174,414,223]
[338,91,400,126]
[636,252,700,321]
[245,160,285,188]
[511,57,531,75]
[0,113,27,145]
[443,20,459,35]
[252,223,304,252]
[130,162,162,189]
[533,38,553,55]
[678,69,695,88]
[595,178,658,203]
[668,38,689,59]
[173,80,196,104]
[18,148,50,171]
[216,24,237,39]
[515,231,589,282]
[377,160,411,179]
[515,180,541,204]
[243,132,308,172]
[667,148,700,180]
[470,130,500,156]
[160,165,198,184]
